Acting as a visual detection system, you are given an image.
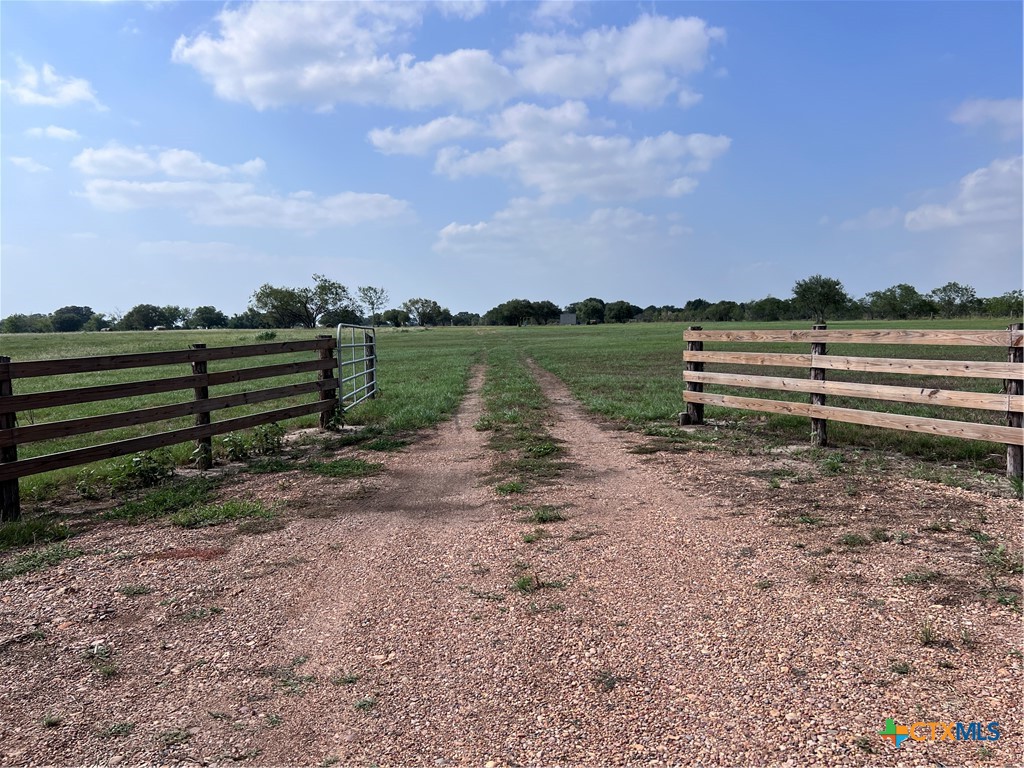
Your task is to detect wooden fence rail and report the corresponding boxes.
[0,337,343,521]
[682,324,1024,478]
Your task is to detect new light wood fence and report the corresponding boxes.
[683,324,1024,478]
[0,337,346,521]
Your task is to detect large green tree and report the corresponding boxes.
[118,304,171,330]
[604,300,641,323]
[357,286,389,326]
[569,297,606,324]
[792,275,851,323]
[401,297,448,326]
[50,305,94,332]
[929,282,977,318]
[250,274,354,328]
[190,306,229,328]
[864,284,931,319]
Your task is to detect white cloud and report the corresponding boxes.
[389,50,517,111]
[171,2,512,111]
[435,1,487,20]
[72,144,159,176]
[25,125,81,141]
[71,144,262,180]
[369,116,479,155]
[950,98,1022,139]
[904,156,1022,231]
[434,101,729,203]
[839,206,902,231]
[435,197,665,260]
[172,5,723,112]
[80,178,409,230]
[234,158,267,176]
[1,59,104,109]
[157,149,231,179]
[532,1,580,28]
[9,156,51,173]
[71,142,409,231]
[507,14,725,107]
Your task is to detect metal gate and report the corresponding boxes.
[335,323,378,411]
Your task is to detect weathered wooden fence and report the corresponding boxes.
[0,337,348,521]
[682,324,1024,478]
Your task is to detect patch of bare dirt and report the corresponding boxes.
[0,363,1020,767]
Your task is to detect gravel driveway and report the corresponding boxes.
[1,365,1020,766]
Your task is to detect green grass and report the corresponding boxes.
[1,542,84,580]
[105,477,214,522]
[478,346,567,490]
[0,519,72,552]
[303,458,383,478]
[170,499,274,528]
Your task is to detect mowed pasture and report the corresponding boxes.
[1,317,1020,501]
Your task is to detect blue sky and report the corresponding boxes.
[2,0,1021,318]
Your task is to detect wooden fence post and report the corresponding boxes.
[1008,322,1023,479]
[318,335,337,428]
[684,326,704,425]
[0,357,20,522]
[190,344,213,470]
[810,324,828,447]
[364,331,377,400]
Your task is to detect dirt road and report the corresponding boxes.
[1,364,1020,766]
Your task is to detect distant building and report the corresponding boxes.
[560,312,578,325]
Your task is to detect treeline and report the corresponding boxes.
[476,278,1021,326]
[2,275,1021,334]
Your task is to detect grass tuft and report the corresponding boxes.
[304,459,383,479]
[171,499,273,528]
[1,543,84,581]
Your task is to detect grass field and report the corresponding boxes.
[1,317,1020,501]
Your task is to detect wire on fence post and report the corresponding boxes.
[0,356,22,521]
[810,324,828,447]
[1007,323,1023,479]
[190,344,213,470]
[684,326,704,425]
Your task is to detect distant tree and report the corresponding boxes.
[119,304,170,330]
[161,305,190,328]
[381,308,410,327]
[81,312,110,332]
[604,300,641,323]
[451,311,480,326]
[792,275,851,323]
[984,290,1023,319]
[401,298,447,326]
[746,296,792,322]
[0,313,53,333]
[320,306,363,326]
[50,305,94,332]
[485,299,533,326]
[929,282,977,318]
[190,306,229,328]
[250,274,354,328]
[704,300,743,322]
[357,286,389,326]
[571,297,606,324]
[530,300,561,325]
[864,284,930,320]
[228,308,272,329]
